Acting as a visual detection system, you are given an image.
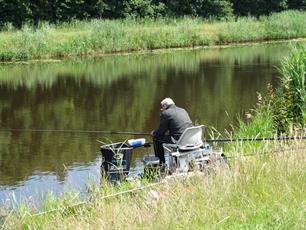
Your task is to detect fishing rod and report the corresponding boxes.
[205,136,306,142]
[0,128,150,136]
[1,128,306,142]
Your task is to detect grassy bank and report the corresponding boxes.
[2,140,305,229]
[0,10,306,62]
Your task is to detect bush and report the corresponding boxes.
[232,0,288,17]
[164,0,233,19]
[121,0,166,18]
[288,0,306,10]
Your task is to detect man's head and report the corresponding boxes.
[160,98,175,111]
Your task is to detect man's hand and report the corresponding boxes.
[150,130,155,136]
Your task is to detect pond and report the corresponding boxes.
[0,42,300,209]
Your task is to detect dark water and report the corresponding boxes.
[0,42,299,208]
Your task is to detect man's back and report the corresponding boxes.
[156,104,193,140]
[151,98,193,164]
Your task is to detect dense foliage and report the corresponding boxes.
[232,0,287,17]
[0,0,305,28]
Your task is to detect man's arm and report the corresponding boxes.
[153,112,168,138]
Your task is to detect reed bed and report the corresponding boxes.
[2,139,305,229]
[273,46,306,132]
[0,10,305,62]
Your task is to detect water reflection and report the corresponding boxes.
[0,42,299,207]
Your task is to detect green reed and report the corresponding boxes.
[263,10,306,40]
[0,10,305,62]
[231,45,305,138]
[223,46,305,154]
[271,46,306,133]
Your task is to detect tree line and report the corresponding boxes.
[0,0,305,28]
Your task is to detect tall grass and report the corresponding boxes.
[272,46,306,133]
[233,92,275,139]
[221,89,276,155]
[2,140,305,229]
[263,10,306,39]
[0,10,305,62]
[218,17,266,43]
[222,46,305,155]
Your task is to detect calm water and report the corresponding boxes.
[0,42,300,209]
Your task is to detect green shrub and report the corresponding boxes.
[288,0,306,10]
[232,0,288,17]
[164,0,233,19]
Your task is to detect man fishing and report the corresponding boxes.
[151,98,193,165]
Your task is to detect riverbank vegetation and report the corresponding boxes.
[0,10,306,62]
[1,46,305,229]
[2,140,305,229]
[273,47,306,132]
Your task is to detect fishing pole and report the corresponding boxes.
[0,128,150,136]
[205,136,306,142]
[140,136,306,147]
[1,128,306,142]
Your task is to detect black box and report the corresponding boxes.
[100,142,133,178]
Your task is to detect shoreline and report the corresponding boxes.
[1,10,305,64]
[1,37,305,65]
